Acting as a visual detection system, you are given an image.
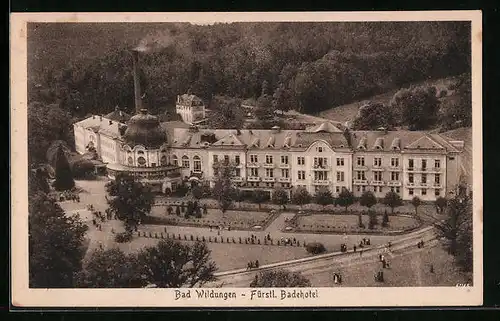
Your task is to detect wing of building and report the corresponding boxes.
[74,109,464,201]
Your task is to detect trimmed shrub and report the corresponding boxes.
[115,231,133,243]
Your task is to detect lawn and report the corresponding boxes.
[293,214,419,234]
[149,206,273,229]
[307,244,472,287]
[114,236,310,272]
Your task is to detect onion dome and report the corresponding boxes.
[123,109,167,148]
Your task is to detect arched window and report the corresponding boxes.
[160,155,167,165]
[172,155,178,166]
[127,156,134,165]
[137,150,145,155]
[193,155,202,173]
[182,155,190,169]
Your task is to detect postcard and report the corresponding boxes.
[10,11,482,307]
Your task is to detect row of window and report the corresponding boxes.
[355,157,442,169]
[354,171,442,183]
[408,173,441,184]
[409,188,441,196]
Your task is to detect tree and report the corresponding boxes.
[382,211,389,227]
[255,94,275,122]
[29,192,88,287]
[359,191,377,211]
[435,196,448,214]
[251,189,269,210]
[106,173,154,233]
[29,167,50,195]
[353,102,396,130]
[138,239,217,288]
[434,189,472,271]
[314,187,334,211]
[441,73,472,129]
[335,188,355,214]
[383,191,403,214]
[212,161,236,216]
[191,184,203,200]
[53,144,75,191]
[368,211,378,229]
[207,96,244,129]
[292,187,311,209]
[273,188,289,210]
[75,248,145,288]
[272,83,294,114]
[250,270,311,287]
[411,196,422,216]
[390,86,440,130]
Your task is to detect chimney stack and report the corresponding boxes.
[131,50,142,114]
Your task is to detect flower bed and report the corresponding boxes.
[283,212,422,235]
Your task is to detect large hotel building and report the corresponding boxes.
[73,50,466,202]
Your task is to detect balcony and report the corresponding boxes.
[371,166,385,171]
[370,180,385,186]
[429,167,442,173]
[312,180,330,186]
[387,166,401,171]
[278,177,291,183]
[247,176,261,182]
[263,163,275,168]
[279,163,290,169]
[417,182,428,188]
[407,182,415,187]
[433,182,442,188]
[353,179,368,185]
[231,176,243,182]
[262,177,276,182]
[313,164,331,170]
[407,167,415,172]
[387,181,402,187]
[247,162,260,168]
[354,165,368,171]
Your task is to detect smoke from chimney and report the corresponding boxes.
[131,49,142,114]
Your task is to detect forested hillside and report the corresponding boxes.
[28,22,470,117]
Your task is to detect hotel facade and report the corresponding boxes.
[73,105,465,202]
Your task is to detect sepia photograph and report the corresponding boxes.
[10,12,482,307]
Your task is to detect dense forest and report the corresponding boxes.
[28,22,470,117]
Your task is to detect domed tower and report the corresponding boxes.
[106,49,181,193]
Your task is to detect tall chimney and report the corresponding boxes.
[131,50,142,114]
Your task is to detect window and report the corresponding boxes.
[336,186,340,193]
[374,172,382,181]
[314,171,328,181]
[391,172,400,181]
[298,170,306,180]
[250,168,259,177]
[378,186,383,193]
[314,157,328,168]
[409,159,414,169]
[317,146,323,153]
[374,157,382,167]
[336,171,345,182]
[435,159,441,168]
[336,158,344,166]
[297,156,305,165]
[391,158,399,167]
[235,155,240,165]
[224,155,230,163]
[128,156,134,165]
[357,157,365,166]
[422,159,427,170]
[182,156,190,168]
[435,174,441,184]
[435,189,441,196]
[266,168,274,177]
[361,186,366,192]
[172,155,178,166]
[356,171,366,180]
[234,168,241,177]
[409,188,414,195]
[422,174,427,184]
[250,154,258,163]
[281,169,289,178]
[422,189,427,196]
[160,155,167,165]
[266,155,273,164]
[396,187,400,193]
[213,155,218,164]
[137,156,146,166]
[408,173,414,183]
[281,155,289,164]
[193,156,202,173]
[356,186,361,192]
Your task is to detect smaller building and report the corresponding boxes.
[176,94,206,125]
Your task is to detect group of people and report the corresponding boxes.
[246,260,260,270]
[417,240,425,248]
[359,238,371,248]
